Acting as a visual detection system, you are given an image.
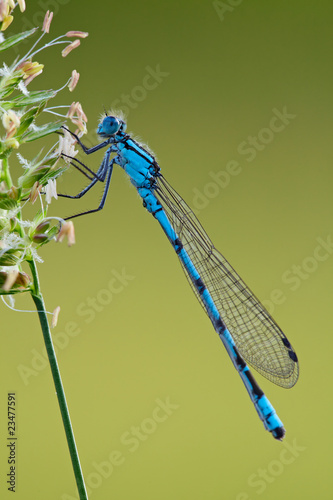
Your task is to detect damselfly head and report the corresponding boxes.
[97,115,127,137]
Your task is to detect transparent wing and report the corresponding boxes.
[156,176,299,388]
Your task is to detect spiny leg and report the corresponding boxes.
[62,126,110,155]
[58,176,100,201]
[58,149,114,201]
[64,158,115,220]
[59,128,117,218]
[61,154,99,181]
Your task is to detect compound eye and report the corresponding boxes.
[103,116,120,135]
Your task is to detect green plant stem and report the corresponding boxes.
[28,258,88,500]
[2,157,13,188]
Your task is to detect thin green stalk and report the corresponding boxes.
[28,258,88,500]
[2,158,13,188]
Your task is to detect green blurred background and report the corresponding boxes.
[1,1,332,498]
